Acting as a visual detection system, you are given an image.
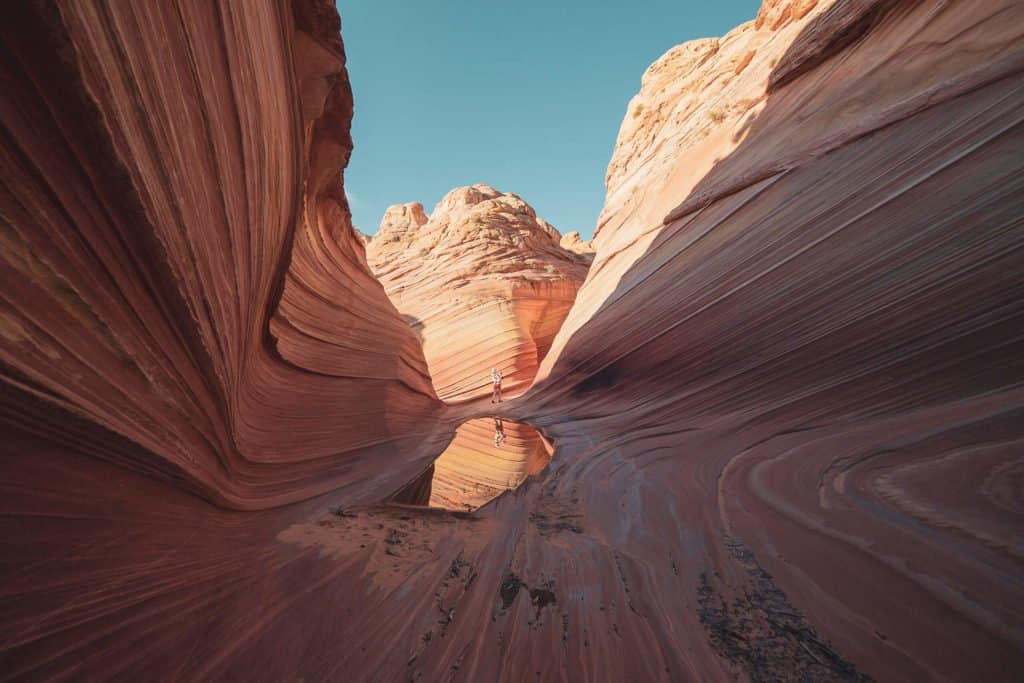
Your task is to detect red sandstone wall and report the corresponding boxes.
[1,1,1022,680]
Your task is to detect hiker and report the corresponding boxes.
[493,418,506,447]
[490,367,503,403]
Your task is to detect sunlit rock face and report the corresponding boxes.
[525,0,1024,680]
[559,231,596,261]
[2,0,1024,681]
[366,184,590,402]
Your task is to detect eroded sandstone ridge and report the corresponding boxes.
[0,0,445,511]
[2,0,1023,681]
[0,2,448,678]
[559,231,596,259]
[367,184,590,401]
[524,0,1024,680]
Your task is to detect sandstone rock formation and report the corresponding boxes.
[367,185,590,402]
[0,0,445,512]
[0,2,449,678]
[2,0,1023,681]
[525,0,1024,680]
[559,231,596,261]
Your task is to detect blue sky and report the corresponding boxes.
[337,1,760,239]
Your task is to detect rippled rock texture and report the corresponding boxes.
[2,0,1024,681]
[525,0,1024,680]
[0,0,444,510]
[0,1,446,678]
[367,184,591,402]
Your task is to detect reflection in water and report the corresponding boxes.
[391,418,551,511]
[493,418,506,447]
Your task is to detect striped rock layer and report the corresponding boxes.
[1,1,1023,681]
[366,184,591,402]
[525,0,1024,680]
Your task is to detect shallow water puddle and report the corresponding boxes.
[392,417,552,511]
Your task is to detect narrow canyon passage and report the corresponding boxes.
[366,183,593,404]
[1,1,1023,681]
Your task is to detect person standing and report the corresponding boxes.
[490,367,503,403]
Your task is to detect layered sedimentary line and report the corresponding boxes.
[2,0,1023,681]
[515,1,1024,680]
[0,0,443,512]
[366,184,592,403]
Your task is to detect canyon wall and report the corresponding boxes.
[0,1,448,679]
[0,0,443,511]
[519,0,1024,680]
[1,0,1023,681]
[367,184,590,402]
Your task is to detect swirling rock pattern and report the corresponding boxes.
[525,0,1024,680]
[0,0,442,510]
[367,184,591,402]
[0,1,448,678]
[2,0,1023,681]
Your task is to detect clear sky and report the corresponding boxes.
[337,1,760,239]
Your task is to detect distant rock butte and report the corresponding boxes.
[366,184,590,402]
[2,0,1023,681]
[559,231,595,259]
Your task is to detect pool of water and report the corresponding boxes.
[391,417,552,511]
